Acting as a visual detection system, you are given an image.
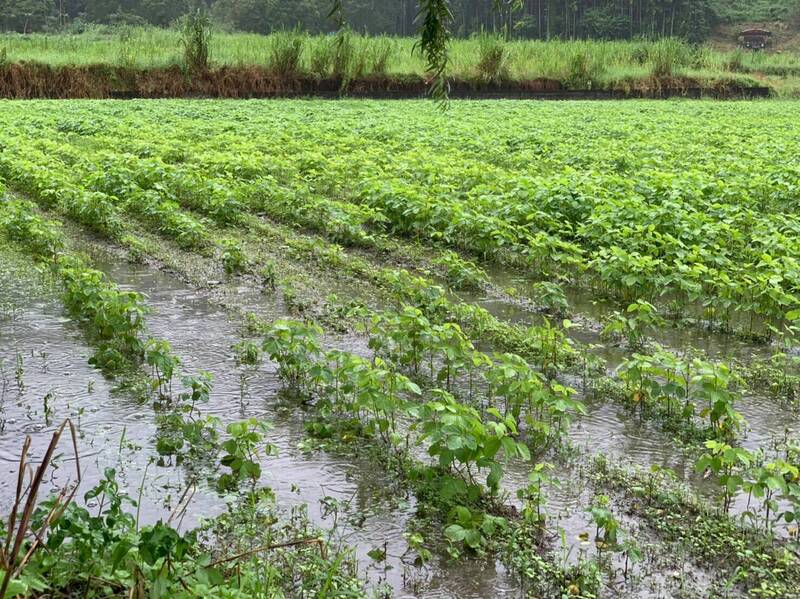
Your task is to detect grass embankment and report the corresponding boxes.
[0,29,794,98]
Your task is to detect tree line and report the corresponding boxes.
[0,0,750,42]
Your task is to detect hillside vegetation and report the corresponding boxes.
[711,0,800,23]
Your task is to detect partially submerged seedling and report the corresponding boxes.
[602,300,664,348]
[217,418,277,492]
[221,239,247,275]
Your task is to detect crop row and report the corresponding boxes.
[17,100,799,337]
[0,137,584,377]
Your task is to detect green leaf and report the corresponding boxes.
[444,524,466,543]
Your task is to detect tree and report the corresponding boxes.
[1,0,55,33]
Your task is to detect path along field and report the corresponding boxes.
[0,99,799,598]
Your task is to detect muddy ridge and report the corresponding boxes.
[0,63,772,100]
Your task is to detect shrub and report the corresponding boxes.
[181,9,212,73]
[370,37,395,76]
[309,39,334,78]
[648,38,690,79]
[269,30,305,77]
[564,51,604,89]
[476,33,511,84]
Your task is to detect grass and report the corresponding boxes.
[1,27,799,93]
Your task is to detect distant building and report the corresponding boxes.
[739,29,772,50]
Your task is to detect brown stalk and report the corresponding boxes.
[0,419,81,599]
[209,538,325,568]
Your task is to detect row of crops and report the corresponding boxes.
[0,99,799,598]
[7,100,800,335]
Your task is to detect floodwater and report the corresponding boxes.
[1,250,796,598]
[461,265,784,367]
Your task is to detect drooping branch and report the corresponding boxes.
[414,0,453,104]
[330,0,453,102]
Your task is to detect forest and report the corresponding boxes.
[3,0,798,41]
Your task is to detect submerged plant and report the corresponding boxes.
[263,319,322,390]
[602,300,664,348]
[217,418,276,492]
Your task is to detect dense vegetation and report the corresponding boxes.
[3,0,798,39]
[711,0,800,23]
[1,99,799,597]
[4,30,800,99]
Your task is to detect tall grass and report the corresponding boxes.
[0,27,798,89]
[181,10,211,73]
[268,30,304,77]
[475,33,510,83]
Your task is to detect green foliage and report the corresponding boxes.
[433,250,487,290]
[594,457,800,598]
[586,494,620,554]
[60,261,150,365]
[217,418,276,491]
[475,32,510,83]
[517,462,558,525]
[416,391,530,497]
[415,0,453,103]
[648,38,691,79]
[0,199,63,259]
[617,346,744,441]
[601,300,664,348]
[145,338,181,396]
[269,29,305,77]
[711,0,799,23]
[531,281,569,317]
[262,319,323,389]
[220,239,247,274]
[232,339,262,366]
[7,469,364,598]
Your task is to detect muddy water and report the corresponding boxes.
[0,270,159,514]
[99,260,525,598]
[463,266,784,367]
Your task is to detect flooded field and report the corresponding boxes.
[1,100,799,598]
